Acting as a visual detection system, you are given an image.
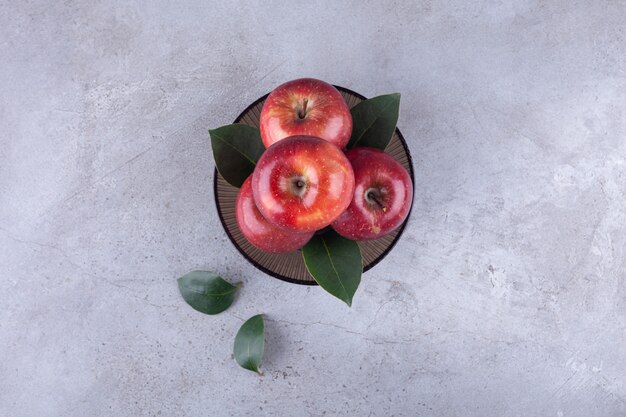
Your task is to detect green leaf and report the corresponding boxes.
[234,314,265,375]
[348,93,401,150]
[177,271,240,315]
[209,124,265,187]
[302,230,363,307]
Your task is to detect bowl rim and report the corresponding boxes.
[213,85,415,285]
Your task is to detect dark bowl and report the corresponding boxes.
[214,86,414,285]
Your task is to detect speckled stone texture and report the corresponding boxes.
[1,1,625,416]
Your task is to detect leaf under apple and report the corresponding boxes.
[302,230,363,306]
[209,124,265,188]
[348,93,401,150]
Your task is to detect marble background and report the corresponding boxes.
[1,1,625,416]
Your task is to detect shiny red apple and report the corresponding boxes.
[252,135,355,232]
[259,78,353,149]
[332,147,413,240]
[236,176,313,253]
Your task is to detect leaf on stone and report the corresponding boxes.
[233,314,265,375]
[302,230,363,307]
[177,271,240,315]
[209,124,265,187]
[348,93,401,150]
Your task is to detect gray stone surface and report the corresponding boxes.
[1,1,625,416]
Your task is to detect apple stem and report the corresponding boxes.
[298,98,309,119]
[367,190,386,211]
[290,176,308,197]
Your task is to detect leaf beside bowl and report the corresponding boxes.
[234,314,265,375]
[177,270,240,315]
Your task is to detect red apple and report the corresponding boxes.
[236,176,314,253]
[259,78,352,149]
[332,147,413,240]
[251,135,355,232]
